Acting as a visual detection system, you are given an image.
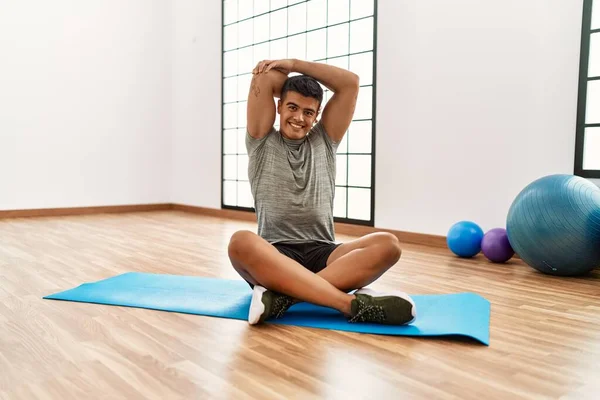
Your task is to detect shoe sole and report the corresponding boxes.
[248,285,267,325]
[355,287,417,323]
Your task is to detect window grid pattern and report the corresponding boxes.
[575,0,600,177]
[221,0,377,225]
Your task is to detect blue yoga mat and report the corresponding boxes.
[43,272,491,345]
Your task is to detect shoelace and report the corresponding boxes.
[349,299,386,323]
[273,295,295,318]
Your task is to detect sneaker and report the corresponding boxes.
[248,285,296,325]
[348,288,417,325]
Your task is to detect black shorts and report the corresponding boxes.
[273,240,342,273]
[244,240,342,288]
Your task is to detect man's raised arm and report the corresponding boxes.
[246,67,288,139]
[262,59,359,143]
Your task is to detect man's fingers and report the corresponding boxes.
[253,60,276,74]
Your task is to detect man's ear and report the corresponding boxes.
[277,99,282,114]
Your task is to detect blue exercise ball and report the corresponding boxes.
[447,221,484,257]
[506,174,600,276]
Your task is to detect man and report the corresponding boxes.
[227,58,416,326]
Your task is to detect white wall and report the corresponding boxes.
[2,0,596,238]
[0,0,172,210]
[376,0,592,235]
[171,0,222,208]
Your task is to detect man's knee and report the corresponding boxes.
[228,230,260,260]
[377,232,402,264]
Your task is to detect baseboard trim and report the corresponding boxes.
[334,222,447,248]
[0,203,446,249]
[0,204,172,219]
[171,204,257,222]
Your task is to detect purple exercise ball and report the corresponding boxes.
[481,228,514,263]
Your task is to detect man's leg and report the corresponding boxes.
[228,230,415,326]
[228,230,355,315]
[318,232,403,292]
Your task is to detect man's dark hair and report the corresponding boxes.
[281,75,323,105]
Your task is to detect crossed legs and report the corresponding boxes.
[227,230,402,316]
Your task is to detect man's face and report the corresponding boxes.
[277,91,320,140]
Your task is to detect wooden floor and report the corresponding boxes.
[1,211,599,399]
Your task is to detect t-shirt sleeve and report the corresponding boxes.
[246,127,276,158]
[310,121,340,155]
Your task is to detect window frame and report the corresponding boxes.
[220,0,378,227]
[575,0,600,178]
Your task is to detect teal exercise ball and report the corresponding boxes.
[506,174,600,276]
[447,221,484,258]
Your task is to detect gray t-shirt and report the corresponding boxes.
[246,121,339,244]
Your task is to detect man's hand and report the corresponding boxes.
[252,59,296,76]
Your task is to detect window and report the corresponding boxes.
[221,0,377,226]
[575,0,600,178]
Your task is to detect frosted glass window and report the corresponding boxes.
[336,155,347,185]
[583,128,600,169]
[328,23,349,58]
[238,0,253,20]
[334,187,347,218]
[307,29,327,60]
[327,56,349,70]
[223,76,237,103]
[222,0,377,222]
[270,38,287,59]
[593,0,599,29]
[254,15,270,43]
[328,0,350,26]
[224,24,238,51]
[238,46,254,75]
[586,80,600,124]
[237,129,248,154]
[223,103,237,129]
[288,3,306,36]
[348,121,372,153]
[271,0,286,11]
[348,155,371,187]
[350,52,373,85]
[223,181,236,205]
[350,18,374,53]
[223,50,238,77]
[238,181,254,208]
[589,33,599,77]
[224,156,237,180]
[238,19,254,48]
[223,130,237,155]
[237,74,252,102]
[307,0,327,30]
[224,0,238,25]
[351,0,374,19]
[288,34,306,61]
[354,86,373,120]
[237,154,249,181]
[254,0,270,16]
[348,188,371,220]
[237,102,247,129]
[337,133,348,154]
[253,42,270,65]
[270,9,287,39]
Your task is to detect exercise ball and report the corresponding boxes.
[481,228,514,263]
[447,221,484,258]
[506,174,600,276]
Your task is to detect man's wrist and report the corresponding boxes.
[290,58,300,73]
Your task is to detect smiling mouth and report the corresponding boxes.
[289,122,304,130]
